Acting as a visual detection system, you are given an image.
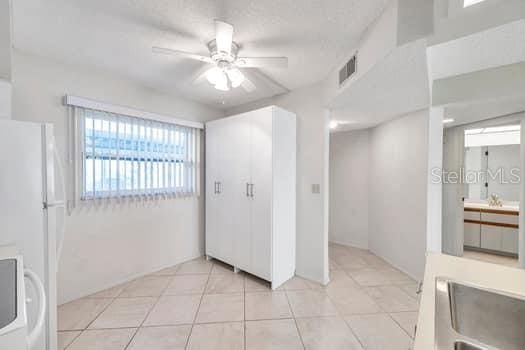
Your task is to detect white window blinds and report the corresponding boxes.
[69,103,201,205]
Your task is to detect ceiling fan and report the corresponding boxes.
[152,20,288,92]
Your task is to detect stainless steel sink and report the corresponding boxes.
[454,342,483,350]
[435,277,525,350]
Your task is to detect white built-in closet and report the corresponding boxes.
[205,106,296,289]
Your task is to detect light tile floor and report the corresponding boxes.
[463,250,519,268]
[58,243,419,350]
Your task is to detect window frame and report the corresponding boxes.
[65,95,202,210]
[80,111,196,199]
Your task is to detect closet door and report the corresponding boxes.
[249,109,273,280]
[205,121,223,259]
[225,115,252,271]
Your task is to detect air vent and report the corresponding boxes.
[338,54,357,86]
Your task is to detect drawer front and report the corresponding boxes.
[464,223,481,247]
[464,211,481,221]
[501,228,519,254]
[481,212,519,226]
[481,225,502,251]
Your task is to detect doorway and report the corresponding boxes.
[443,119,521,268]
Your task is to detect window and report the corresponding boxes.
[77,107,199,200]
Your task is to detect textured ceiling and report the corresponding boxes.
[428,19,525,81]
[329,39,430,131]
[12,0,389,109]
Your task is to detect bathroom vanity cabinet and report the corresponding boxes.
[464,206,519,256]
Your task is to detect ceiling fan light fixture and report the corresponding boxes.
[214,81,230,91]
[226,68,245,88]
[206,67,226,86]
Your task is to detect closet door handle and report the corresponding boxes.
[218,182,222,194]
[246,183,250,197]
[214,181,219,194]
[250,183,254,198]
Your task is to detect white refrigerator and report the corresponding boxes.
[0,119,64,350]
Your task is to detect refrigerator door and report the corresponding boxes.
[41,124,59,350]
[0,120,58,350]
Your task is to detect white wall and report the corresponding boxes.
[369,109,429,279]
[11,51,223,303]
[0,0,12,82]
[432,62,525,108]
[396,0,434,46]
[465,146,484,199]
[0,79,11,119]
[432,0,525,45]
[487,144,521,201]
[324,0,399,105]
[226,84,330,284]
[0,0,12,120]
[329,130,369,249]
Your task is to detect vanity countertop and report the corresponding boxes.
[464,201,519,214]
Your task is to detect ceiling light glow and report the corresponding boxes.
[464,0,486,7]
[329,120,339,129]
[207,67,227,86]
[214,80,229,91]
[443,118,455,124]
[207,66,245,91]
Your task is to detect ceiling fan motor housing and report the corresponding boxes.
[208,39,239,63]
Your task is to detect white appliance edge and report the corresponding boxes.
[0,119,61,350]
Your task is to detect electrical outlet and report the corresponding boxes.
[311,184,321,194]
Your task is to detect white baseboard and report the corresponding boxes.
[329,239,369,251]
[329,239,421,282]
[368,248,421,282]
[295,268,329,286]
[59,253,202,305]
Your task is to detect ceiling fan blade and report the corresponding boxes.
[215,20,234,55]
[240,75,256,93]
[236,57,288,69]
[247,68,290,93]
[189,64,214,86]
[152,47,213,63]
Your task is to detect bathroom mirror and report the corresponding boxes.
[464,124,521,201]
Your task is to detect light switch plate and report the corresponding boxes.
[311,184,321,194]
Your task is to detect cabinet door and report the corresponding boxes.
[463,223,480,247]
[205,122,223,259]
[249,109,273,280]
[224,115,252,271]
[480,225,502,251]
[501,227,519,254]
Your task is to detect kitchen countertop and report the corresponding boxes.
[414,253,525,349]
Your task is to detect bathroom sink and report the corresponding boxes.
[435,277,525,350]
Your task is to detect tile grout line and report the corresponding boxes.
[388,312,417,340]
[283,290,306,350]
[341,316,367,350]
[329,248,410,350]
[123,270,177,350]
[61,330,82,350]
[84,296,119,330]
[183,259,214,350]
